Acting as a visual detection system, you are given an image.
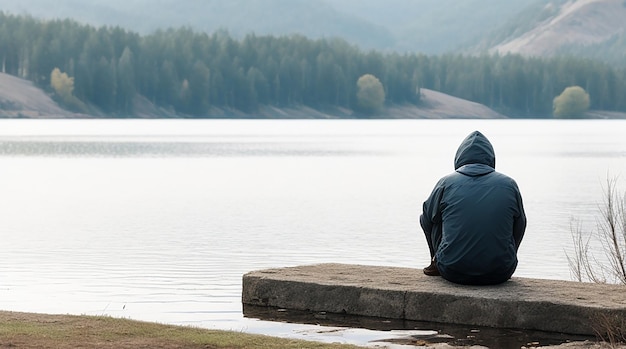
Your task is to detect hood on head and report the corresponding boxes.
[454,131,495,170]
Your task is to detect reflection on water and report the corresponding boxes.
[1,119,625,347]
[243,305,595,348]
[0,138,379,157]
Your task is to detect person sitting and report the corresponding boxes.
[420,130,527,285]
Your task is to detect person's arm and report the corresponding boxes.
[420,180,445,233]
[420,181,445,260]
[512,186,527,250]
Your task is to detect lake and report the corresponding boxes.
[0,119,624,345]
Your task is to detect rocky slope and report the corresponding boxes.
[490,0,626,57]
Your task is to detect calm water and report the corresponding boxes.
[0,119,625,346]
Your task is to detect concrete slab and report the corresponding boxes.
[242,263,626,336]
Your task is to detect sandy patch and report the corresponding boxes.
[0,73,76,118]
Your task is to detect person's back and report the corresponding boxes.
[420,131,526,285]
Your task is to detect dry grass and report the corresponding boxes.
[0,311,364,349]
[592,313,626,348]
[566,176,626,347]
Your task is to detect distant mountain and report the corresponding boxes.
[0,0,537,53]
[474,0,626,66]
[1,0,624,63]
[0,0,395,50]
[327,0,537,53]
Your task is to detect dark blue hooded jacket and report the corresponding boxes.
[420,131,526,285]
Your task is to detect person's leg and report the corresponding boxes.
[420,215,439,259]
[420,217,442,276]
[423,260,440,276]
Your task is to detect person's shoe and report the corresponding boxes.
[423,261,440,276]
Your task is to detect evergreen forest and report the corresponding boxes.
[1,12,626,118]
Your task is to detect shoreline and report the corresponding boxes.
[0,309,620,349]
[3,72,625,120]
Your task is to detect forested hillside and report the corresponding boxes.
[1,13,626,118]
[559,33,626,68]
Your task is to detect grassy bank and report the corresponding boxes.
[0,311,364,349]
